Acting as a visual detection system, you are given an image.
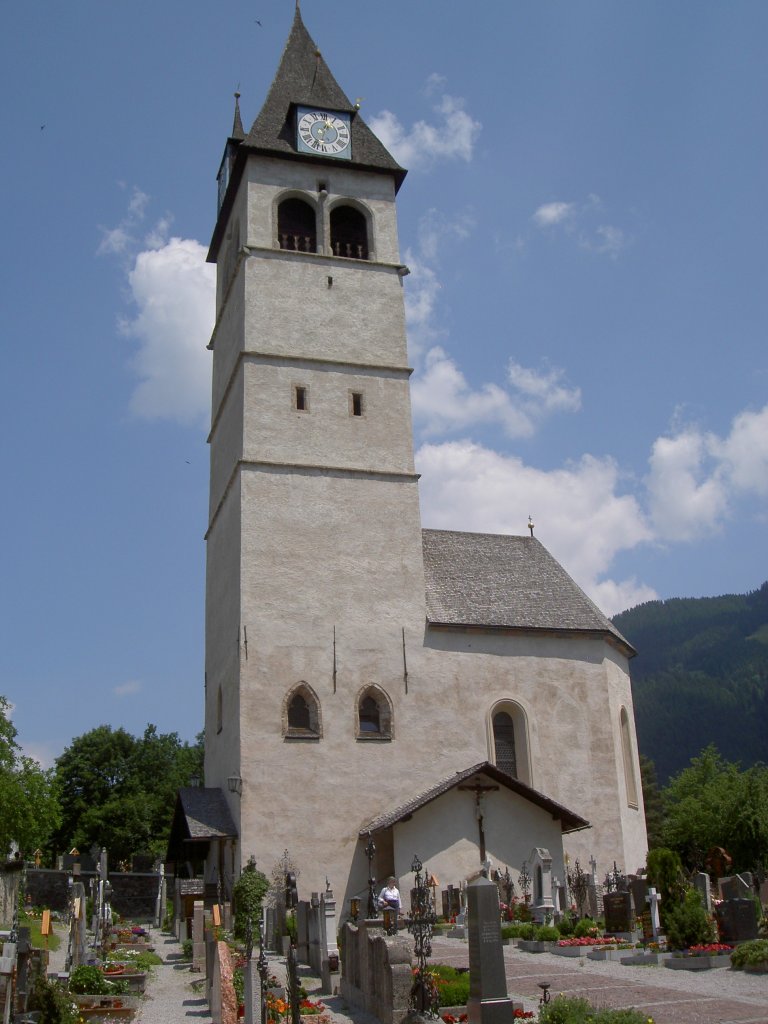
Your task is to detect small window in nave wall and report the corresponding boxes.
[357,685,393,740]
[283,683,322,739]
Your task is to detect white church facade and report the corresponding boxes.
[185,8,647,910]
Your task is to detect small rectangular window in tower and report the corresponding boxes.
[294,385,309,412]
[351,392,363,417]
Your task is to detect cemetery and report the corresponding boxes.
[0,826,766,1024]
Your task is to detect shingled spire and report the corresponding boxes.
[243,5,405,186]
[232,91,245,141]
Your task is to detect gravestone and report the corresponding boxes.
[603,890,632,935]
[646,888,662,940]
[629,877,648,919]
[719,874,751,901]
[693,872,712,913]
[528,847,554,923]
[716,899,759,944]
[467,876,515,1024]
[192,900,205,972]
[442,885,461,919]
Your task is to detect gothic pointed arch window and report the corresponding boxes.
[356,684,392,740]
[619,706,639,808]
[282,683,322,740]
[489,700,531,785]
[330,204,369,260]
[278,196,317,253]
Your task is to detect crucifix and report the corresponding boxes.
[458,780,498,864]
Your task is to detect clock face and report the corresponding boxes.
[297,108,351,159]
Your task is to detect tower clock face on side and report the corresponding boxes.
[296,107,352,159]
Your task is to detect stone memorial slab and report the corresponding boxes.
[693,871,712,912]
[467,876,514,1024]
[603,890,632,934]
[629,877,648,918]
[717,898,758,943]
[719,874,751,901]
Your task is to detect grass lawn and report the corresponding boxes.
[1,912,62,951]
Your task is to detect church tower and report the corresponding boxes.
[200,8,647,906]
[204,8,427,890]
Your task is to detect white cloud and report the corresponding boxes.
[416,440,655,615]
[580,224,626,258]
[412,347,534,439]
[715,405,768,497]
[121,238,215,426]
[369,89,481,170]
[507,360,581,414]
[411,349,581,441]
[533,202,575,227]
[532,195,627,257]
[646,405,768,541]
[113,680,143,698]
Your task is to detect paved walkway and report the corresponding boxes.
[432,936,768,1024]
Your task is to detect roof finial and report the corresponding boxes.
[528,516,535,537]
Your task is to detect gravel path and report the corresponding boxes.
[133,933,212,1023]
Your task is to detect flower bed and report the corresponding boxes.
[664,953,732,971]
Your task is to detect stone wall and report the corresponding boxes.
[25,869,159,919]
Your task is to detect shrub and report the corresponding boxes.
[69,965,112,995]
[534,924,560,942]
[557,913,575,937]
[233,862,270,940]
[181,938,193,961]
[28,975,80,1024]
[664,888,715,950]
[573,917,599,939]
[730,938,768,969]
[539,995,654,1023]
[516,922,536,941]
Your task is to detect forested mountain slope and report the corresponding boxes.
[613,582,768,782]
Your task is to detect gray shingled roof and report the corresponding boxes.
[422,530,633,653]
[244,8,405,185]
[173,788,237,841]
[360,762,590,837]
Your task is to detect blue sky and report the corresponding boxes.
[2,1,767,768]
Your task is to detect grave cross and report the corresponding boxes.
[458,781,499,863]
[646,887,662,939]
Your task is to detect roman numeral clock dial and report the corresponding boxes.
[296,107,352,159]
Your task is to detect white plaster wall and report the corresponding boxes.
[392,786,566,901]
[242,362,415,474]
[242,255,410,369]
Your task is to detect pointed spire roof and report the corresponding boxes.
[232,92,245,141]
[243,7,405,186]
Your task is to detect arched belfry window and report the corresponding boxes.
[331,205,369,260]
[278,197,317,253]
[356,685,392,740]
[620,706,639,808]
[282,683,322,740]
[492,711,517,777]
[489,701,531,785]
